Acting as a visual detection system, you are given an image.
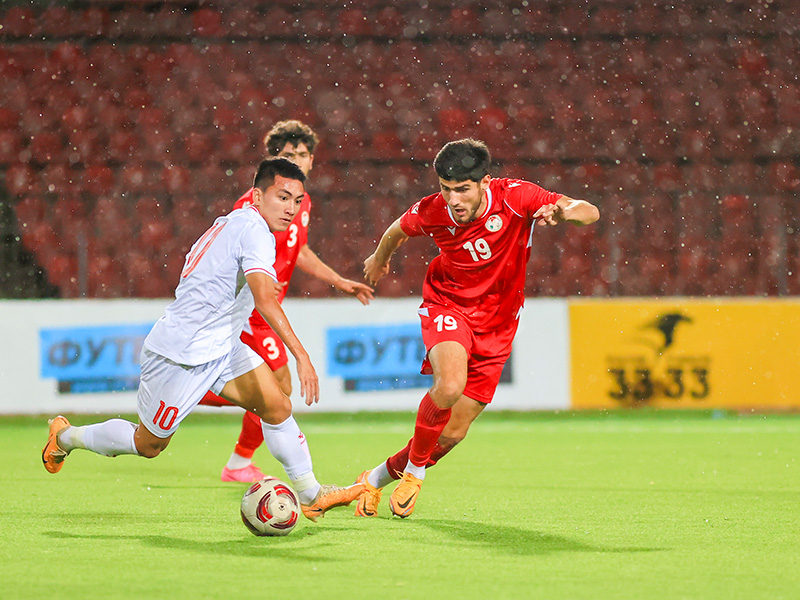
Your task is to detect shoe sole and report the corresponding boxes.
[353,470,381,517]
[42,416,70,474]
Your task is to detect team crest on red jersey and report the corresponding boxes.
[301,211,309,227]
[486,215,503,232]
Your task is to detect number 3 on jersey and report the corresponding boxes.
[463,238,492,261]
[434,314,458,332]
[286,223,298,247]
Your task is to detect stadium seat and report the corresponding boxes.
[0,129,23,164]
[5,163,38,196]
[28,131,65,164]
[769,161,799,192]
[192,7,223,37]
[1,6,36,38]
[77,6,110,38]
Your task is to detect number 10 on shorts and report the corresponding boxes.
[153,401,178,430]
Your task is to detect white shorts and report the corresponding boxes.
[137,339,263,438]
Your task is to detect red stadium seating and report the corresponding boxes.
[1,2,796,299]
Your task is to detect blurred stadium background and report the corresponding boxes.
[0,0,797,301]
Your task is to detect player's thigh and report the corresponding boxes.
[428,341,470,400]
[272,364,292,397]
[242,327,291,397]
[219,362,290,425]
[420,305,473,403]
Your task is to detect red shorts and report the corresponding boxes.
[241,324,289,371]
[198,324,288,407]
[418,304,518,404]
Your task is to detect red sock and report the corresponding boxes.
[408,394,451,467]
[386,438,453,480]
[233,411,263,458]
[386,439,412,479]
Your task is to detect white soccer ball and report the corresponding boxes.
[240,477,301,536]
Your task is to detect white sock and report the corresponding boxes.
[61,419,139,457]
[291,472,322,505]
[368,462,394,489]
[261,416,320,503]
[225,453,252,470]
[404,460,426,480]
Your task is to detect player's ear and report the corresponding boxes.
[251,187,262,206]
[480,174,491,191]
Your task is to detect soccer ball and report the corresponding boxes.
[240,477,301,536]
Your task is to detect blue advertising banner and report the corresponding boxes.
[326,323,432,392]
[40,323,153,394]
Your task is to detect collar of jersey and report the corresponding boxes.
[445,186,493,227]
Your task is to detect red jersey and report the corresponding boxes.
[234,188,311,326]
[399,178,561,333]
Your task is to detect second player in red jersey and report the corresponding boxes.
[354,139,600,518]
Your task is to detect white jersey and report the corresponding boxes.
[144,206,278,366]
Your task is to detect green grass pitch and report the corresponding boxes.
[2,410,799,599]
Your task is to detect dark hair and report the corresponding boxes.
[253,157,306,190]
[433,138,492,182]
[263,120,319,155]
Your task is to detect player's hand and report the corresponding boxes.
[295,355,319,406]
[363,253,390,286]
[336,278,375,305]
[533,203,566,226]
[269,279,288,297]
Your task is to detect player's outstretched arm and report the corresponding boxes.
[363,218,409,286]
[296,244,375,305]
[534,195,600,227]
[246,271,319,405]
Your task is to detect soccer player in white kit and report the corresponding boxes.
[42,158,364,521]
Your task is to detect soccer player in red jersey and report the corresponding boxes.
[199,120,374,483]
[354,139,599,518]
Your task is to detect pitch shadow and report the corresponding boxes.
[44,529,346,562]
[416,518,662,556]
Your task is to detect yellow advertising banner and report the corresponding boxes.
[569,299,800,409]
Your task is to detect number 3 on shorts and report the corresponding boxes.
[434,314,458,332]
[262,336,280,361]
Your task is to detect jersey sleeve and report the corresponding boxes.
[239,221,278,282]
[506,180,562,220]
[399,200,427,237]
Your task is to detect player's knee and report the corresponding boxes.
[431,379,466,406]
[259,395,292,425]
[135,439,167,458]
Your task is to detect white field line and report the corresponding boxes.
[300,422,800,435]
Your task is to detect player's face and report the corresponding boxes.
[252,174,305,232]
[276,142,314,176]
[438,175,491,224]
